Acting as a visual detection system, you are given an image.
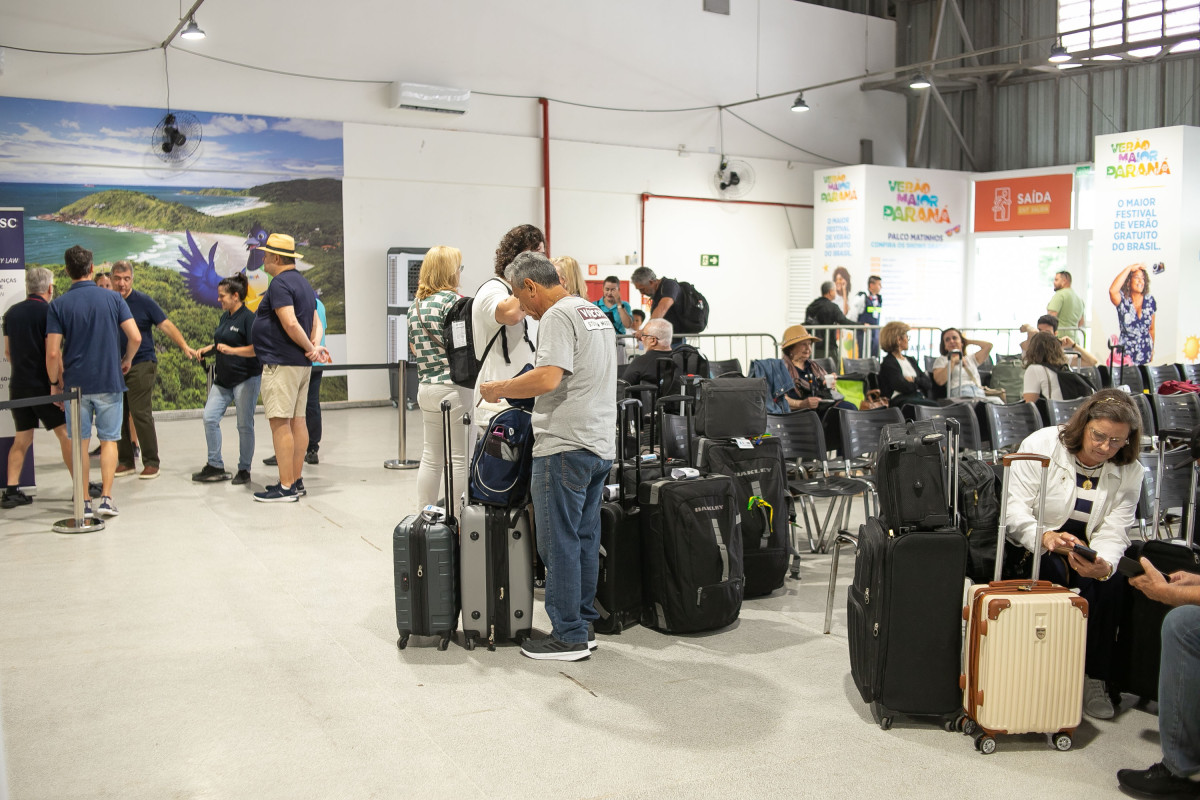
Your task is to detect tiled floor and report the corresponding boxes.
[0,407,1160,798]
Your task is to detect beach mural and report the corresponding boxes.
[0,95,345,409]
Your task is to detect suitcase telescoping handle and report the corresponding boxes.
[617,397,642,505]
[994,452,1051,583]
[655,394,696,468]
[1153,428,1199,546]
[944,417,961,526]
[440,399,456,526]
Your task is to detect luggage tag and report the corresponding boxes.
[734,437,754,450]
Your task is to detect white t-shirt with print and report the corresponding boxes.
[471,277,538,424]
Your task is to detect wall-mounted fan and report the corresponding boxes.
[714,158,755,199]
[151,111,203,163]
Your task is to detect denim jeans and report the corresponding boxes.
[203,376,262,472]
[531,449,612,644]
[1160,604,1200,777]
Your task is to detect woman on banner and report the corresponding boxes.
[1108,263,1157,365]
[832,266,858,359]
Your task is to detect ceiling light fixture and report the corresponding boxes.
[908,73,931,90]
[791,93,809,113]
[180,18,205,40]
[1048,42,1071,63]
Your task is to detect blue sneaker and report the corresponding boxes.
[294,478,306,496]
[254,483,299,503]
[96,496,119,517]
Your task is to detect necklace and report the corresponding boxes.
[1075,458,1103,490]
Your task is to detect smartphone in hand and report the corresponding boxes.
[1072,543,1098,563]
[1117,556,1146,578]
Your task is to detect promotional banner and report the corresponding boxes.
[1091,126,1197,366]
[973,173,1074,232]
[814,165,969,350]
[0,206,36,487]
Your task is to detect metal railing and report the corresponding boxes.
[616,332,782,373]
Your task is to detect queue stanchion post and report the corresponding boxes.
[53,387,104,534]
[384,359,419,470]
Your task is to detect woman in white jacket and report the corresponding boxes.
[1005,389,1143,721]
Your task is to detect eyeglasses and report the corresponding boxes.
[458,265,465,273]
[1087,426,1128,448]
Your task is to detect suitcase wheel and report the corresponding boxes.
[465,637,476,652]
[1050,733,1072,752]
[975,735,996,754]
[437,636,450,652]
[397,635,409,650]
[962,718,977,736]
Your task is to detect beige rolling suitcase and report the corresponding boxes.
[960,453,1089,754]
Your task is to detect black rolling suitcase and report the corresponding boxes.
[696,434,789,597]
[639,395,744,634]
[393,399,460,651]
[595,398,646,635]
[1114,432,1200,700]
[847,420,966,729]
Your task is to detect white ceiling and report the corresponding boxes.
[0,0,906,164]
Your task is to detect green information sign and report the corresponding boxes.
[700,254,719,266]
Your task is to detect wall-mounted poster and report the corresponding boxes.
[1091,126,1199,366]
[0,96,345,408]
[973,173,1074,232]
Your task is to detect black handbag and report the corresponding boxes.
[693,376,768,438]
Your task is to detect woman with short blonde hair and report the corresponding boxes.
[551,255,586,298]
[416,246,463,300]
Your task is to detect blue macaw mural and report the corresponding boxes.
[177,224,272,310]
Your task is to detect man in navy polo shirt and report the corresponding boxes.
[109,260,198,480]
[251,233,330,503]
[45,245,142,518]
[2,267,73,508]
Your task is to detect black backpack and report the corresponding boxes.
[653,345,709,398]
[958,455,1002,584]
[673,281,710,334]
[442,278,526,389]
[1053,365,1095,400]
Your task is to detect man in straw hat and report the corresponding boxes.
[250,233,330,503]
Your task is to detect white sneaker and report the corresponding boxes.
[96,496,119,518]
[1083,676,1115,719]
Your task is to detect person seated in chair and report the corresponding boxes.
[1022,331,1070,403]
[932,328,1004,404]
[878,321,938,411]
[1020,314,1098,367]
[621,318,675,389]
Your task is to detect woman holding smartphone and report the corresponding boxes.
[1004,389,1144,721]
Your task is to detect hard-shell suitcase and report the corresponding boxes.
[875,419,953,531]
[459,502,535,650]
[595,397,645,635]
[1114,432,1200,700]
[394,399,460,651]
[961,453,1089,754]
[639,395,744,634]
[847,518,968,730]
[696,434,789,597]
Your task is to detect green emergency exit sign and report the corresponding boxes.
[700,254,719,266]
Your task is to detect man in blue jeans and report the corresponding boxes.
[45,245,141,518]
[479,252,616,661]
[1119,562,1200,798]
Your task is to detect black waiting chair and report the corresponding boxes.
[842,358,880,376]
[838,406,906,469]
[911,403,985,456]
[1073,365,1103,394]
[1043,397,1086,426]
[813,357,836,375]
[983,402,1044,460]
[707,358,744,378]
[1143,364,1183,393]
[1130,392,1157,448]
[1111,363,1145,395]
[1182,363,1200,385]
[1097,365,1113,389]
[766,412,875,558]
[1152,393,1200,439]
[1136,444,1198,540]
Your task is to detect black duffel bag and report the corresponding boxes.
[693,377,768,439]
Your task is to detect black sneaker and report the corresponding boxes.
[520,636,590,661]
[1117,762,1200,799]
[294,478,306,496]
[1,489,32,509]
[262,454,278,466]
[253,483,298,503]
[304,449,319,465]
[192,464,231,483]
[231,470,251,486]
[588,622,597,650]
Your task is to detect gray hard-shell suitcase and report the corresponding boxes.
[459,502,535,650]
[394,399,459,651]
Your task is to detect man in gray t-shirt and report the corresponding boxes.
[479,252,615,662]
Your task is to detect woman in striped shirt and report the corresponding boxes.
[1004,390,1144,721]
[407,246,469,510]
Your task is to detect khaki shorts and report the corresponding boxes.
[261,365,311,419]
